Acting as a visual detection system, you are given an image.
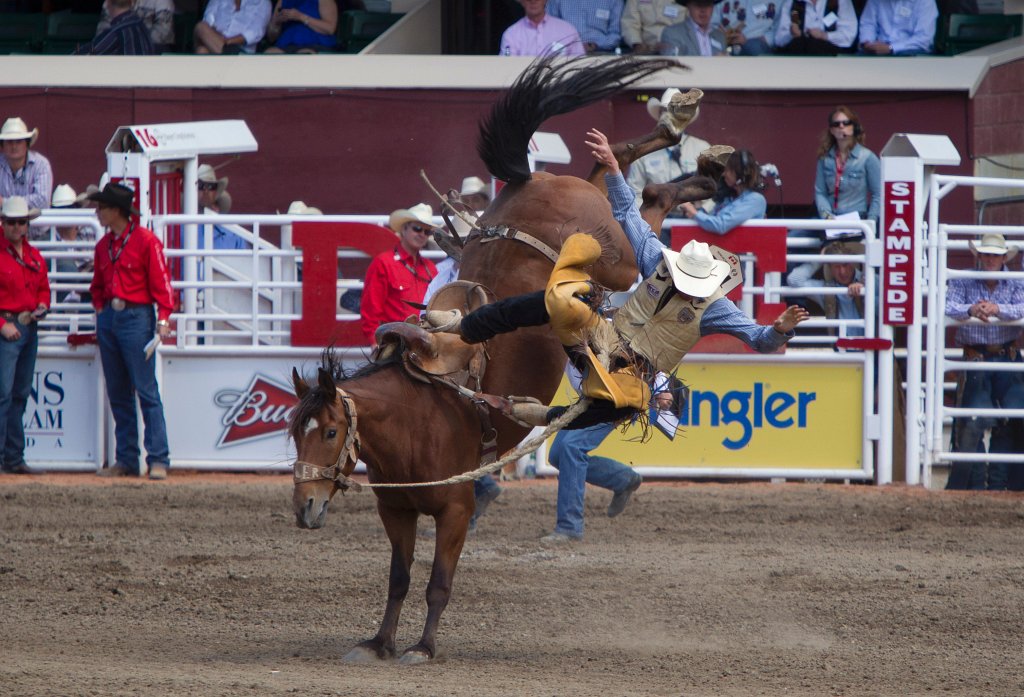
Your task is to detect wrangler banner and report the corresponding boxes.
[549,361,864,471]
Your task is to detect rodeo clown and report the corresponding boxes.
[427,128,809,430]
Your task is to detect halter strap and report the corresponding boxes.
[470,224,560,265]
[292,386,362,490]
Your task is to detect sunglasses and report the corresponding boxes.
[831,119,853,128]
[198,182,218,191]
[4,218,29,226]
[409,224,429,233]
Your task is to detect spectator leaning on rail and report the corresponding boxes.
[499,0,585,56]
[621,0,687,55]
[426,129,808,431]
[546,0,624,54]
[714,0,778,55]
[858,0,938,56]
[0,197,50,475]
[195,0,273,55]
[814,106,881,231]
[945,233,1024,491]
[773,0,858,56]
[197,164,248,250]
[359,203,438,346]
[96,0,175,53]
[89,183,175,481]
[264,0,339,54]
[786,240,866,337]
[73,0,155,55]
[659,0,728,56]
[0,117,53,213]
[678,149,766,234]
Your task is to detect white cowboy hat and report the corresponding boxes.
[51,183,80,208]
[460,176,487,196]
[388,203,437,233]
[285,200,322,215]
[0,117,38,146]
[1,196,41,221]
[661,240,730,298]
[197,164,229,194]
[970,233,1017,258]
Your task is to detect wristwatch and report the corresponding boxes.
[157,319,170,328]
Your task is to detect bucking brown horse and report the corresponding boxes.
[289,55,717,664]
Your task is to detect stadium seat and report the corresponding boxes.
[172,12,197,54]
[337,11,403,53]
[43,12,100,55]
[0,13,46,54]
[936,13,1023,55]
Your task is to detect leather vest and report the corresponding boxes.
[612,260,724,373]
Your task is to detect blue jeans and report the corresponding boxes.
[0,321,38,468]
[474,475,500,500]
[97,306,170,472]
[548,422,637,538]
[949,358,1024,491]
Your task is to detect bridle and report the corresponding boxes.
[292,387,363,492]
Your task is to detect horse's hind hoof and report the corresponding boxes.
[398,647,433,665]
[342,645,389,663]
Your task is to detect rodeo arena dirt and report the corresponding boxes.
[4,39,1024,697]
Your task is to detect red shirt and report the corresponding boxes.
[90,222,175,322]
[359,245,437,342]
[0,235,50,329]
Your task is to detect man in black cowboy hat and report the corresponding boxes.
[659,0,727,56]
[88,183,175,480]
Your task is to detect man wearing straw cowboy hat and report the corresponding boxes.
[945,233,1024,491]
[88,183,175,480]
[197,164,247,250]
[427,129,809,431]
[359,203,439,345]
[0,197,50,474]
[0,117,53,212]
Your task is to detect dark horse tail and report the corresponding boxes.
[477,55,684,184]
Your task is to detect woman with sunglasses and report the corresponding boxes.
[0,197,50,475]
[814,106,881,228]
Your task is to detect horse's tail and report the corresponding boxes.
[477,55,684,185]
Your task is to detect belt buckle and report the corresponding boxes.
[111,298,127,311]
[16,311,32,325]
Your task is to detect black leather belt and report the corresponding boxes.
[964,342,1017,360]
[106,299,151,311]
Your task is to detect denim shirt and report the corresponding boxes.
[814,143,882,223]
[693,188,766,235]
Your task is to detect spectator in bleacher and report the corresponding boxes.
[195,0,273,54]
[858,0,938,56]
[815,106,881,227]
[715,0,778,55]
[359,203,438,345]
[459,176,490,213]
[679,149,766,234]
[0,197,50,475]
[627,88,711,209]
[499,0,585,56]
[660,0,727,56]
[786,240,866,336]
[773,0,858,55]
[196,164,248,250]
[945,233,1024,491]
[621,0,686,54]
[264,0,338,53]
[547,0,624,54]
[73,0,155,55]
[0,117,53,213]
[96,0,175,53]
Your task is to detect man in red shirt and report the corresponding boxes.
[0,197,49,474]
[359,203,439,345]
[88,183,175,480]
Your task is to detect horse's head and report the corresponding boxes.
[289,366,360,529]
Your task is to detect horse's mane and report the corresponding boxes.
[288,346,402,441]
[477,55,683,185]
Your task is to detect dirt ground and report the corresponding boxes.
[1,473,1022,697]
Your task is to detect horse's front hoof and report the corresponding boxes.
[397,646,433,665]
[343,644,391,663]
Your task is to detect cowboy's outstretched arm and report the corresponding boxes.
[773,305,811,334]
[585,129,620,176]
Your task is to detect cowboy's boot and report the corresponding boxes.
[508,402,551,427]
[425,309,465,335]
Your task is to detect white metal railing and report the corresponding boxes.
[925,174,1024,488]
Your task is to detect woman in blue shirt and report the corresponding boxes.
[814,106,882,224]
[265,0,338,53]
[679,149,767,234]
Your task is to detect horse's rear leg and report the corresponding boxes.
[398,501,472,664]
[343,504,418,663]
